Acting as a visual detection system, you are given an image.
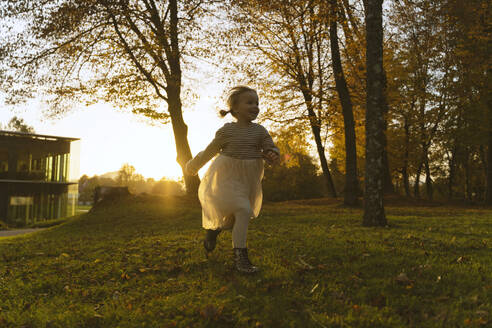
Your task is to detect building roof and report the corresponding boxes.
[0,130,80,142]
[0,179,78,185]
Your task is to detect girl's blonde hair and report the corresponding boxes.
[219,85,257,117]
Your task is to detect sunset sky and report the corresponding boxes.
[1,83,238,181]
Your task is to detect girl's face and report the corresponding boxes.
[232,91,259,123]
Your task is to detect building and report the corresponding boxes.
[0,130,80,227]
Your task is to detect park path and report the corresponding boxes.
[0,228,45,238]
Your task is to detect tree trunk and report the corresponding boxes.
[486,102,492,204]
[484,66,492,204]
[402,117,411,196]
[381,69,394,194]
[166,0,199,195]
[305,100,337,197]
[486,131,492,203]
[330,0,358,205]
[464,154,472,201]
[414,161,423,198]
[448,146,456,200]
[478,145,487,201]
[382,146,393,194]
[424,153,433,200]
[167,86,200,195]
[362,0,387,226]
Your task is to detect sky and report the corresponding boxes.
[1,84,235,181]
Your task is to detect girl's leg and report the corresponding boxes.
[231,207,252,248]
[232,207,258,273]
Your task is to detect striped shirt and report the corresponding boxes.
[187,122,279,173]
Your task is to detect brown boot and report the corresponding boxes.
[203,229,221,255]
[233,248,258,273]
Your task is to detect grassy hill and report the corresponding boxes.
[0,196,491,327]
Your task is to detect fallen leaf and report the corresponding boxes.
[216,286,228,295]
[395,272,412,284]
[310,283,319,294]
[456,256,469,264]
[297,256,314,270]
[94,259,102,263]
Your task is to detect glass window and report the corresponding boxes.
[69,140,80,183]
[0,148,8,179]
[10,196,34,206]
[17,151,30,172]
[54,154,60,181]
[45,156,53,182]
[67,184,78,216]
[7,196,34,226]
[62,153,69,182]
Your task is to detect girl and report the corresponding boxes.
[185,86,279,273]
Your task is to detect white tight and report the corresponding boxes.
[231,207,253,248]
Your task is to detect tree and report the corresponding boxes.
[362,0,386,226]
[78,174,117,203]
[0,0,204,194]
[223,0,338,198]
[115,163,138,188]
[329,0,359,205]
[3,116,35,133]
[152,178,184,196]
[385,0,491,203]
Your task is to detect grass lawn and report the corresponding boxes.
[0,196,490,327]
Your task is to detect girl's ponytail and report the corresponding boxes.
[219,109,230,117]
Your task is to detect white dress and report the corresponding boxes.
[199,155,264,230]
[186,122,278,230]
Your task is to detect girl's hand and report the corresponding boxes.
[263,150,280,164]
[185,160,198,176]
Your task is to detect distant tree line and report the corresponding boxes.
[0,116,35,133]
[78,164,184,204]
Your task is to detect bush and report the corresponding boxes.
[0,220,9,230]
[263,153,324,201]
